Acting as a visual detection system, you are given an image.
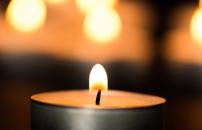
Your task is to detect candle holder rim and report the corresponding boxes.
[31,98,165,111]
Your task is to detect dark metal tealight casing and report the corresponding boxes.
[31,100,165,130]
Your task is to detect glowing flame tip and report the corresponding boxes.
[89,64,108,91]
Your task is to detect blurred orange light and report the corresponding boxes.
[45,0,67,4]
[84,6,121,44]
[6,0,46,32]
[76,0,117,14]
[190,8,202,45]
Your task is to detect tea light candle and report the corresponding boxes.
[31,64,165,130]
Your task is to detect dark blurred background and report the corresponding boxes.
[0,0,202,130]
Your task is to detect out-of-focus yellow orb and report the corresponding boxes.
[76,0,117,13]
[84,6,121,43]
[6,0,46,32]
[190,8,202,45]
[45,0,67,5]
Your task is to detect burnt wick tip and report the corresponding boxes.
[95,89,102,105]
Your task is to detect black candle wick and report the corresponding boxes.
[96,89,102,105]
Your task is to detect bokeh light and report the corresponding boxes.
[190,8,202,45]
[6,0,46,32]
[84,6,121,44]
[76,0,117,13]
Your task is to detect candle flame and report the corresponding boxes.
[89,64,108,91]
[190,8,202,45]
[6,0,46,32]
[76,0,117,14]
[84,6,121,44]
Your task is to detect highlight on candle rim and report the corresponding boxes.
[84,6,122,44]
[45,0,67,5]
[6,0,46,32]
[190,8,202,45]
[89,64,108,91]
[76,0,117,13]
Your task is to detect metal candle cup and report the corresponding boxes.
[31,90,165,130]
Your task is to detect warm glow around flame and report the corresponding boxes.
[6,0,46,32]
[84,6,121,43]
[89,64,108,91]
[190,8,202,45]
[76,0,117,13]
